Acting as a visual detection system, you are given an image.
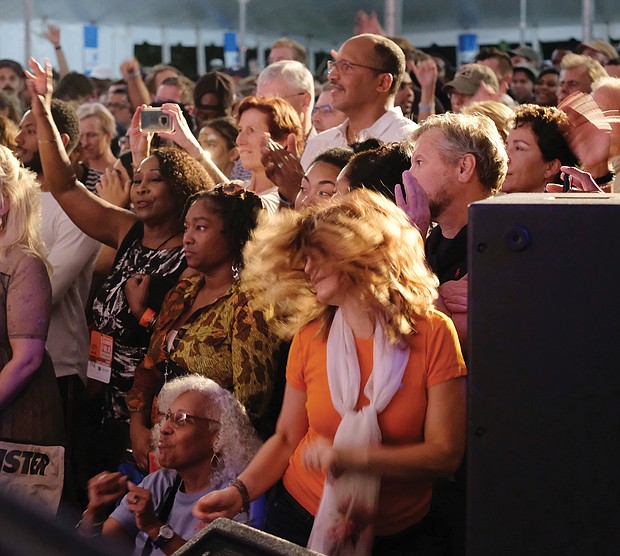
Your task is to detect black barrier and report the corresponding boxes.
[467,193,620,555]
[174,517,323,556]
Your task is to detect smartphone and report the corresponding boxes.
[562,173,571,193]
[140,107,174,133]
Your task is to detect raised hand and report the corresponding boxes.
[261,133,304,204]
[24,58,53,114]
[44,24,61,48]
[395,170,431,235]
[96,167,131,208]
[192,487,244,524]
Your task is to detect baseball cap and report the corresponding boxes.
[443,63,499,95]
[578,39,619,62]
[508,46,541,67]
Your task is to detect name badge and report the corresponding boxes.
[87,330,113,383]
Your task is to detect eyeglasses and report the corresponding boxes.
[159,410,220,428]
[312,104,335,115]
[327,59,389,76]
[282,92,306,100]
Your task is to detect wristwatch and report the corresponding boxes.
[152,524,174,548]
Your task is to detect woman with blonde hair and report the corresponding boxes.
[194,189,467,555]
[0,145,65,513]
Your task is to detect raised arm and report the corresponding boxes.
[44,25,69,79]
[119,58,152,110]
[157,103,227,185]
[26,58,136,249]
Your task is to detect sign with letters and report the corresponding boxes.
[0,440,64,515]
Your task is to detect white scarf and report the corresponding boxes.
[308,309,410,556]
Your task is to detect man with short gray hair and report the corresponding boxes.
[397,112,508,350]
[256,60,315,140]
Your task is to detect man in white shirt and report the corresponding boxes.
[300,33,418,169]
[14,100,100,406]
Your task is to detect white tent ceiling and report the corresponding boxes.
[4,0,620,43]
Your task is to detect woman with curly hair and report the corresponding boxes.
[79,375,264,552]
[194,189,467,555]
[26,58,212,478]
[126,185,280,472]
[502,103,578,194]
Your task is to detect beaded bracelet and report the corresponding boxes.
[228,478,250,514]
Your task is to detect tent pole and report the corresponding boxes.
[519,0,527,45]
[384,0,402,37]
[582,0,593,43]
[23,0,32,66]
[239,0,248,68]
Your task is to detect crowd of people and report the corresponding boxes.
[0,12,618,556]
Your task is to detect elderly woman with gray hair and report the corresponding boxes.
[78,375,263,555]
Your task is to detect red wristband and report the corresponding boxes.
[139,308,156,328]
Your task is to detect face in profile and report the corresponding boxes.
[304,253,349,307]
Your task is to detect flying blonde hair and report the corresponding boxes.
[0,145,50,272]
[241,189,438,344]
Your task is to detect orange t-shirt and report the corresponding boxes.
[283,309,467,536]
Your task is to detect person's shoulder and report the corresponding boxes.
[140,467,178,492]
[408,308,455,339]
[296,318,325,342]
[10,248,46,273]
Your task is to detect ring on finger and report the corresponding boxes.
[130,495,139,504]
[277,162,284,169]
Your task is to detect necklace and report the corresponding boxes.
[150,231,182,251]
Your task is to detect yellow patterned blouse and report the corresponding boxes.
[126,275,280,435]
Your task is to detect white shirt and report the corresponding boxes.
[40,192,100,382]
[300,107,418,169]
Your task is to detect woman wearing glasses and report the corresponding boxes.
[126,186,280,472]
[78,375,264,552]
[311,87,347,134]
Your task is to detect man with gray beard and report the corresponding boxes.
[396,112,508,352]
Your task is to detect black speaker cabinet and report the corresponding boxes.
[467,193,620,556]
[173,518,321,555]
